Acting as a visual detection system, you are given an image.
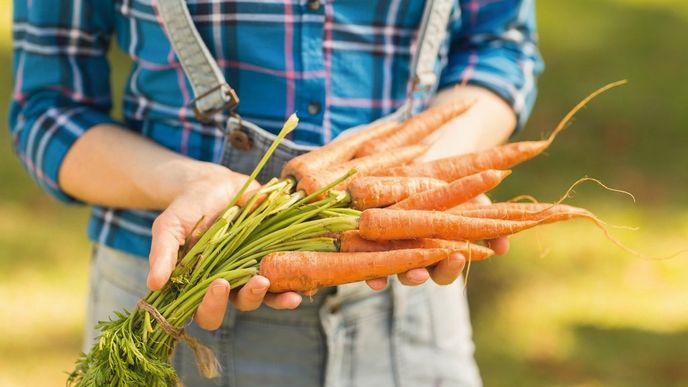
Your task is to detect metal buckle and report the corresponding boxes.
[192,84,240,123]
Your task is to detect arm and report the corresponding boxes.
[10,0,296,330]
[368,1,543,289]
[427,0,543,160]
[423,84,516,159]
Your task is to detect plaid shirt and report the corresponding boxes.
[9,0,543,258]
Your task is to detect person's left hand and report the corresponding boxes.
[364,194,509,290]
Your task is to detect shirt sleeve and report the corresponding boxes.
[438,0,544,135]
[8,0,120,203]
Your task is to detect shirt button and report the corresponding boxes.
[307,101,322,115]
[307,0,321,12]
[229,129,253,151]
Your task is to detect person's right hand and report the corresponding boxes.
[146,163,303,331]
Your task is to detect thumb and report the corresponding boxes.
[147,211,185,290]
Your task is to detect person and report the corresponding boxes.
[9,0,542,386]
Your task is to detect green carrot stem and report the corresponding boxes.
[225,238,337,272]
[175,217,228,270]
[224,113,299,211]
[233,179,290,225]
[294,168,358,205]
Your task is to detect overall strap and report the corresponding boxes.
[156,0,238,121]
[411,0,455,92]
[156,0,453,119]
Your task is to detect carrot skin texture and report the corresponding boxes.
[373,141,547,181]
[297,144,428,195]
[338,230,494,260]
[348,176,447,210]
[358,209,539,241]
[281,121,400,180]
[261,248,455,292]
[356,100,473,157]
[389,170,511,210]
[448,203,596,223]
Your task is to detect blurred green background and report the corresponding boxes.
[1,0,687,386]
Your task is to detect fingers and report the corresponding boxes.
[473,193,492,205]
[398,268,430,286]
[232,275,270,312]
[230,275,302,311]
[473,194,511,256]
[195,279,230,331]
[263,292,303,310]
[429,253,466,285]
[487,237,510,256]
[366,277,389,291]
[196,276,302,331]
[147,212,185,290]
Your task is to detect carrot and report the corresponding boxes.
[281,120,400,180]
[338,230,494,260]
[358,208,540,241]
[372,81,627,180]
[297,144,428,195]
[347,176,447,210]
[356,99,474,157]
[236,187,263,208]
[260,248,456,292]
[389,169,511,210]
[448,203,596,224]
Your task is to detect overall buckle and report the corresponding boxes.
[192,84,240,123]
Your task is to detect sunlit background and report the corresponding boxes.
[1,0,687,386]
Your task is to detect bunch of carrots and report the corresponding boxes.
[68,81,627,386]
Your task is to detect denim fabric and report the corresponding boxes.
[84,245,481,387]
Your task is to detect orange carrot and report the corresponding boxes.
[389,169,511,210]
[372,141,545,181]
[358,208,540,241]
[261,248,456,292]
[356,99,474,157]
[448,202,596,224]
[236,187,263,209]
[297,144,428,195]
[338,230,494,260]
[372,81,627,181]
[347,176,447,209]
[281,120,400,180]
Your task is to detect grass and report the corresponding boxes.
[1,0,687,386]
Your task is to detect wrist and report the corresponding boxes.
[147,159,238,208]
[421,85,517,160]
[432,84,517,133]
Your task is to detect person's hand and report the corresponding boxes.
[146,164,302,330]
[365,194,509,291]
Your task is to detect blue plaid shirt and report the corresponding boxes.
[9,0,543,258]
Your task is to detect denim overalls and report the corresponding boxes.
[84,0,482,385]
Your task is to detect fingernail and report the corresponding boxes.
[251,286,268,295]
[211,284,228,297]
